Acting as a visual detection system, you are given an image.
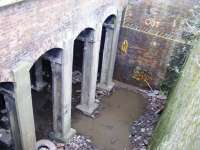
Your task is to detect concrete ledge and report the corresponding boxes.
[76,103,99,116]
[98,82,115,92]
[49,128,76,143]
[0,0,24,8]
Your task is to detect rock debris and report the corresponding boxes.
[72,71,82,84]
[130,90,166,150]
[56,135,97,150]
[0,109,13,149]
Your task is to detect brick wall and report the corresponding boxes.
[114,0,194,89]
[0,0,125,82]
[0,0,72,81]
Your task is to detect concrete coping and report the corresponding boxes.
[0,0,24,8]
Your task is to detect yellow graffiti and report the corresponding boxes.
[132,69,153,91]
[132,69,152,83]
[145,18,160,28]
[120,40,129,55]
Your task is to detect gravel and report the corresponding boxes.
[72,71,82,84]
[56,135,97,150]
[0,108,13,149]
[130,90,167,150]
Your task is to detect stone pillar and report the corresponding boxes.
[12,61,36,150]
[99,25,115,91]
[51,61,63,139]
[99,11,123,91]
[47,47,75,142]
[76,32,100,116]
[32,58,47,91]
[0,86,22,150]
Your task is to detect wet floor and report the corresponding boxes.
[72,88,147,150]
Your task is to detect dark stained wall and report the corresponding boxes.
[114,0,197,89]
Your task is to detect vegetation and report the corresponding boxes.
[160,1,200,95]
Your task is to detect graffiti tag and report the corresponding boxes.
[145,18,160,28]
[120,40,129,55]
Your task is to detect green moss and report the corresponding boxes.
[150,42,200,150]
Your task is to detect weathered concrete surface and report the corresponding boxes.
[0,0,24,7]
[150,41,200,150]
[76,29,100,115]
[12,61,36,150]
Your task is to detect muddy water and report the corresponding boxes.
[72,88,147,150]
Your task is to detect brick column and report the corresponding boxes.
[99,25,115,91]
[99,11,123,91]
[76,30,101,116]
[45,47,75,142]
[12,61,36,150]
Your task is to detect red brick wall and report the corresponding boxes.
[114,0,193,89]
[0,0,125,82]
[0,0,72,69]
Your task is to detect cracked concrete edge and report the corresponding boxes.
[49,128,76,144]
[76,103,99,116]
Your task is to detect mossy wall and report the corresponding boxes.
[150,41,200,150]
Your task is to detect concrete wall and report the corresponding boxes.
[114,0,195,89]
[0,0,126,82]
[0,0,24,7]
[150,41,200,150]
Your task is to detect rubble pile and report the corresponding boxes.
[72,71,82,84]
[95,87,111,101]
[72,94,81,108]
[91,87,112,118]
[56,135,97,150]
[130,90,167,150]
[0,109,13,149]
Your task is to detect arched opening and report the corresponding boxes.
[0,82,19,150]
[29,48,62,140]
[72,28,95,109]
[98,15,116,82]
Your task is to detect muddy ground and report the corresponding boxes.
[72,88,147,150]
[31,84,148,150]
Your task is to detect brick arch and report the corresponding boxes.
[99,6,118,26]
[0,32,67,83]
[72,6,118,41]
[73,27,96,41]
[75,27,95,39]
[29,47,64,71]
[24,36,66,71]
[103,15,117,24]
